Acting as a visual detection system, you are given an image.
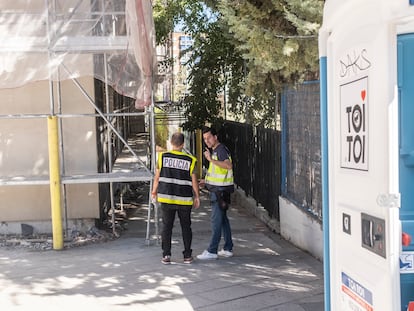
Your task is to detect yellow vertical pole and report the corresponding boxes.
[47,116,63,250]
[196,129,203,178]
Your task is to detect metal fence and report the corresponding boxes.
[219,121,281,219]
[202,82,322,222]
[281,81,322,221]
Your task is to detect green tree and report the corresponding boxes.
[152,0,323,129]
[181,20,246,130]
[153,0,209,45]
[217,0,323,127]
[219,0,322,88]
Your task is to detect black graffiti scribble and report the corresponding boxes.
[339,49,371,78]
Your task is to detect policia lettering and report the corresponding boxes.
[163,157,190,171]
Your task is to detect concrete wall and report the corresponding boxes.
[232,188,323,260]
[279,196,323,260]
[0,78,100,234]
[232,188,280,234]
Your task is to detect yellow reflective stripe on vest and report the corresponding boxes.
[157,193,193,205]
[189,153,196,174]
[205,170,233,185]
[205,160,234,187]
[205,176,233,186]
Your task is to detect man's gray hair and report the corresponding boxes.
[171,132,184,146]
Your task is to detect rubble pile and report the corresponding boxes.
[0,226,116,251]
[0,182,150,251]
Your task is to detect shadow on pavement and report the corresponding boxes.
[0,182,324,311]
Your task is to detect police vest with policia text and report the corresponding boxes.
[157,151,197,206]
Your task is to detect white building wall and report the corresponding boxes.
[279,196,323,260]
[0,78,100,234]
[232,188,323,260]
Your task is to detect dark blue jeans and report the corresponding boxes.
[207,192,233,254]
[161,203,192,258]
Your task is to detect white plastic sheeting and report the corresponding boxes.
[0,0,156,107]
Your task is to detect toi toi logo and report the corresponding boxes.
[340,77,369,171]
[345,90,366,164]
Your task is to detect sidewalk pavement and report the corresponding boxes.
[0,191,324,311]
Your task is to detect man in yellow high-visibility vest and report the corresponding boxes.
[152,132,200,264]
[197,126,234,260]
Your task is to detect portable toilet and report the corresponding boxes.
[319,0,414,310]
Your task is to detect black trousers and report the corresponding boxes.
[161,203,193,258]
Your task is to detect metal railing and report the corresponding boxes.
[220,121,281,220]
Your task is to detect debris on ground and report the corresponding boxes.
[0,181,150,251]
[0,226,116,251]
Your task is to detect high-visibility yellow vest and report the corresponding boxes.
[157,151,197,206]
[205,145,234,190]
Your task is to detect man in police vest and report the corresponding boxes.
[197,126,234,260]
[151,132,200,264]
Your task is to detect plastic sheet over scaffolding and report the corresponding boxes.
[0,0,159,242]
[0,0,156,108]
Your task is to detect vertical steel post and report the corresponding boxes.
[104,53,116,236]
[196,129,203,178]
[319,29,330,311]
[147,98,156,242]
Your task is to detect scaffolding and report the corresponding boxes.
[0,0,158,242]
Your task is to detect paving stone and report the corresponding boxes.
[0,191,324,310]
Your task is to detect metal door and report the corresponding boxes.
[398,33,414,311]
[322,21,401,311]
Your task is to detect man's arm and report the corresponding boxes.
[203,148,232,170]
[191,173,200,208]
[151,168,160,201]
[210,158,232,170]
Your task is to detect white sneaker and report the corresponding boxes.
[197,250,218,260]
[218,249,233,257]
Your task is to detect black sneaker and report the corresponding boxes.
[161,255,171,264]
[183,256,193,264]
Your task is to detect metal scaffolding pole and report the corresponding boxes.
[0,0,157,241]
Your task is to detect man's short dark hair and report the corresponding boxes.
[202,126,217,136]
[170,132,184,146]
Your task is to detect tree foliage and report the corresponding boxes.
[152,0,324,130]
[181,20,246,130]
[219,0,322,88]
